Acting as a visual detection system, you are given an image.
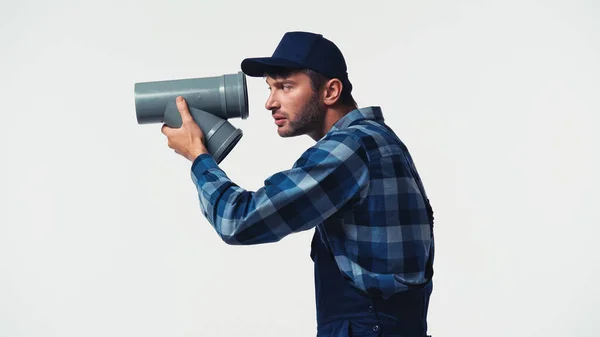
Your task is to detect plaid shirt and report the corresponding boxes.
[190,106,434,298]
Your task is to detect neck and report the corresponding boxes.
[307,104,357,141]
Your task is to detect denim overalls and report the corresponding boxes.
[311,228,433,337]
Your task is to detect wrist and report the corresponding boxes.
[188,146,209,162]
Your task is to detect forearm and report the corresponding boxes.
[190,154,308,245]
[190,133,371,246]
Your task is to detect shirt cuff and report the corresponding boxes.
[191,153,219,175]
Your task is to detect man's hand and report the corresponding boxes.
[161,96,208,162]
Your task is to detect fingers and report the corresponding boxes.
[161,124,171,135]
[176,96,194,124]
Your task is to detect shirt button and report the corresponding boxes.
[368,305,373,313]
[372,325,379,332]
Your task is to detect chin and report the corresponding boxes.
[277,129,294,138]
[277,127,302,138]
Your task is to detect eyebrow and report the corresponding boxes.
[266,78,297,86]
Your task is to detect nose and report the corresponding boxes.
[265,91,280,112]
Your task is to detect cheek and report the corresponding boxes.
[283,91,310,115]
[279,96,298,117]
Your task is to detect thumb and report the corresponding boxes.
[176,96,194,124]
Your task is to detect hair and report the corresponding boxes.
[264,68,357,108]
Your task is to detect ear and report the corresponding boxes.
[322,78,343,106]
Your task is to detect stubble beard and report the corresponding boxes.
[279,93,326,138]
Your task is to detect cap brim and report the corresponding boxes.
[241,57,305,77]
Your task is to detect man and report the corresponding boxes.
[161,31,435,337]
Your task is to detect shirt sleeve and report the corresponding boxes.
[189,132,371,245]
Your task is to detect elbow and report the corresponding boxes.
[213,213,283,246]
[218,228,281,246]
[220,234,244,246]
[214,218,249,245]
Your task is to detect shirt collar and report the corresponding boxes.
[328,106,384,132]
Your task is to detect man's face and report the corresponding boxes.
[265,71,326,138]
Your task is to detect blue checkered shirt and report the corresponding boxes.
[190,106,434,298]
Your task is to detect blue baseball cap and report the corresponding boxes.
[241,31,353,92]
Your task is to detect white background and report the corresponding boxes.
[1,0,599,336]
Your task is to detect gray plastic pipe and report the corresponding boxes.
[134,72,249,164]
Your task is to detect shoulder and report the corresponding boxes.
[329,119,401,155]
[294,130,369,168]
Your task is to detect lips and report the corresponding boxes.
[273,113,286,126]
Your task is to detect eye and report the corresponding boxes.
[282,84,292,91]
